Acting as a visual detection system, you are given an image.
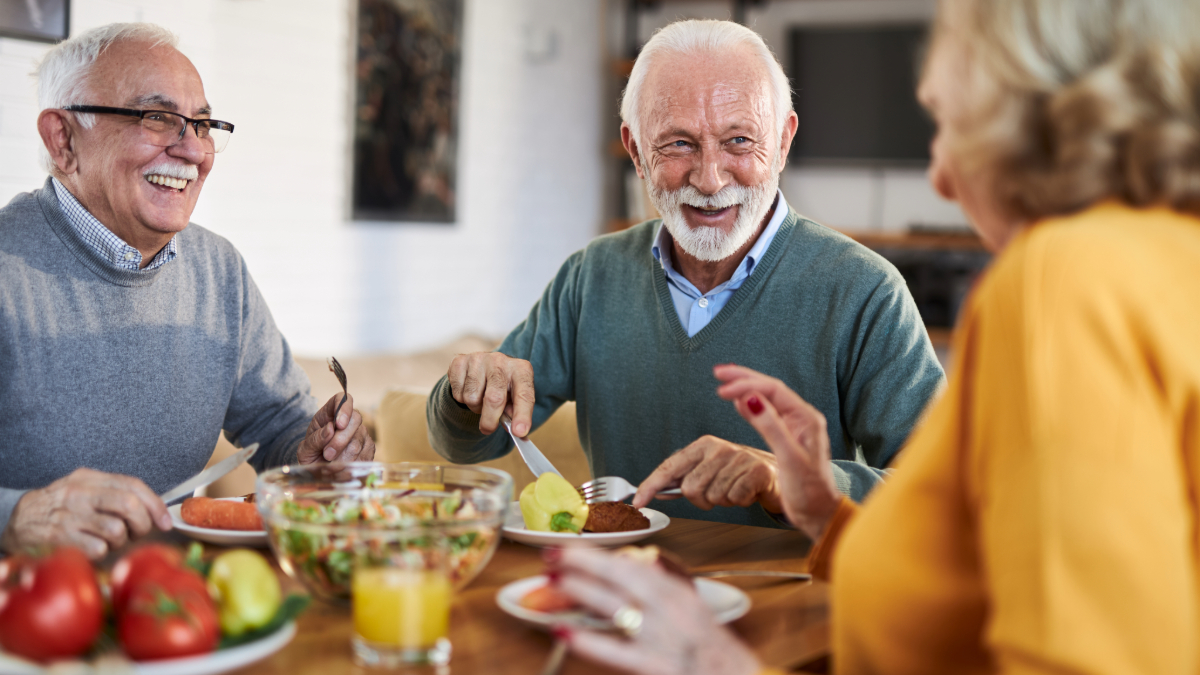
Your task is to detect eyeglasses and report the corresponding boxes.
[63,105,235,153]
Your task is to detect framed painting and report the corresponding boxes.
[0,0,68,43]
[352,0,462,223]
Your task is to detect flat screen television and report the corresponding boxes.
[788,24,933,165]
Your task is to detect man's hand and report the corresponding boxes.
[0,468,172,560]
[446,352,536,436]
[632,436,783,513]
[714,364,841,539]
[297,393,375,464]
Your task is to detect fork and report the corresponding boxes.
[578,475,682,504]
[327,356,349,419]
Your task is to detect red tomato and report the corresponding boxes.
[119,575,220,661]
[0,548,104,662]
[110,544,207,615]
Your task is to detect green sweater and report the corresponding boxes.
[428,210,945,528]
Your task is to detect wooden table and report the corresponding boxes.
[221,518,829,674]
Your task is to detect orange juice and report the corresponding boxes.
[352,567,452,648]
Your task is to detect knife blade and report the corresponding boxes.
[501,415,562,478]
[160,443,259,503]
[694,570,812,581]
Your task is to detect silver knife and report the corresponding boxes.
[160,443,259,503]
[694,570,812,581]
[501,415,562,478]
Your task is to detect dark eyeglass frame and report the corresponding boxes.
[62,105,235,151]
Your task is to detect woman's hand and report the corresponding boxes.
[714,364,842,540]
[550,547,761,675]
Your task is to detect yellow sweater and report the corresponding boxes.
[810,203,1200,674]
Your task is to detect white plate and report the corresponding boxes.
[0,622,296,675]
[501,501,669,547]
[169,497,268,547]
[496,575,750,628]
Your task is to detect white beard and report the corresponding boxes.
[647,171,780,262]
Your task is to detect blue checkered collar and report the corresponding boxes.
[51,178,178,271]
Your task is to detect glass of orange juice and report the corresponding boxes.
[351,531,453,667]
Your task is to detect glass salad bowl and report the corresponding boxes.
[256,462,512,605]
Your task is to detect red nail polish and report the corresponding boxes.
[547,569,561,584]
[543,547,562,564]
[747,397,764,415]
[552,625,573,641]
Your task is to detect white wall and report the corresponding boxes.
[0,0,605,356]
[634,0,968,231]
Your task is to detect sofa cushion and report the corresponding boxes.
[376,389,591,495]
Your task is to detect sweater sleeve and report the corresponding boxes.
[427,252,584,463]
[834,271,945,501]
[221,258,318,471]
[0,488,28,540]
[966,231,1198,675]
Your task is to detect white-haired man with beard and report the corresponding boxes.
[427,19,944,528]
[0,23,373,559]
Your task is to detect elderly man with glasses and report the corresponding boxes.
[0,23,374,559]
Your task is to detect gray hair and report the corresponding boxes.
[934,0,1200,221]
[36,22,178,170]
[620,20,792,147]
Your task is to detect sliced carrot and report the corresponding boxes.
[181,497,263,531]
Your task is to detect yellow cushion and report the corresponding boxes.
[375,389,591,494]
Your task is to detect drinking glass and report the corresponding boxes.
[351,530,453,667]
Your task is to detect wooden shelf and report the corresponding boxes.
[839,229,987,252]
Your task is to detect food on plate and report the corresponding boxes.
[110,544,204,614]
[111,544,220,659]
[0,547,103,662]
[271,486,496,598]
[182,496,264,531]
[583,501,651,533]
[118,571,220,660]
[519,473,589,533]
[207,549,283,636]
[0,543,307,667]
[518,583,578,613]
[519,546,690,615]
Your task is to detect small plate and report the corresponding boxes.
[168,497,268,547]
[497,575,750,628]
[0,622,296,675]
[501,501,669,547]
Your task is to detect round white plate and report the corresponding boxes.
[501,501,669,547]
[496,575,750,628]
[0,622,296,675]
[168,497,268,547]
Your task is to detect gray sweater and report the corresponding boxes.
[427,210,945,528]
[0,178,317,531]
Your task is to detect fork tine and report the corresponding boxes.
[328,356,349,417]
[578,483,605,498]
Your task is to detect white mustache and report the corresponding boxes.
[142,162,199,181]
[659,184,752,212]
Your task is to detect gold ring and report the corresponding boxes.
[611,605,644,637]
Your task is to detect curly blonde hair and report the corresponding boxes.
[935,0,1200,221]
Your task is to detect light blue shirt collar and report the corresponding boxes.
[650,190,789,337]
[51,177,178,271]
[651,189,789,295]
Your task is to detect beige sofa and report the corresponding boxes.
[204,338,591,497]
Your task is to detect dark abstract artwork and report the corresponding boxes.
[352,0,462,223]
[0,0,69,42]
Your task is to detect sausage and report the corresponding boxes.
[181,497,263,531]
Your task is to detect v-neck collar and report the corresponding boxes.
[650,209,799,351]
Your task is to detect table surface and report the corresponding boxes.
[221,517,829,674]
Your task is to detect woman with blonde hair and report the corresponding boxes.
[549,0,1200,673]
